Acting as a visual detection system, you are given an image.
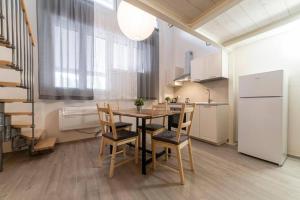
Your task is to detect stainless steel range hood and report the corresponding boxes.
[174,73,190,82]
[174,51,193,82]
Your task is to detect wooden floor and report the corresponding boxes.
[1,139,300,200]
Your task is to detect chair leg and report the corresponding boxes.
[99,137,104,156]
[176,146,185,185]
[135,137,139,164]
[109,143,117,178]
[123,145,127,159]
[152,140,156,170]
[165,147,169,161]
[188,139,194,171]
[98,138,105,167]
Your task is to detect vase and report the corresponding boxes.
[136,106,143,112]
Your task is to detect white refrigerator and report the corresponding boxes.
[238,70,288,166]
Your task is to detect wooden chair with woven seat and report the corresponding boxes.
[151,103,195,185]
[97,104,139,178]
[104,101,133,131]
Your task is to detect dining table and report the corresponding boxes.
[113,108,179,175]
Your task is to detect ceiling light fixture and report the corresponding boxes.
[117,1,157,41]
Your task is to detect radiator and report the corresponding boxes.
[59,106,99,131]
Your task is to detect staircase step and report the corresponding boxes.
[11,122,33,128]
[0,60,18,70]
[0,41,13,48]
[20,129,43,140]
[5,112,32,116]
[34,138,56,151]
[0,81,21,87]
[0,99,31,103]
[0,60,13,67]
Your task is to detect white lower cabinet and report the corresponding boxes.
[191,105,228,145]
[190,106,200,138]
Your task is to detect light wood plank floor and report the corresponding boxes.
[1,138,300,200]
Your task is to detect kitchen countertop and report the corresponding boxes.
[169,102,229,106]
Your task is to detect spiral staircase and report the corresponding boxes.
[0,0,56,172]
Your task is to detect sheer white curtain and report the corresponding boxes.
[37,0,95,100]
[93,1,140,100]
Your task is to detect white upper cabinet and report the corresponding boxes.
[191,50,228,82]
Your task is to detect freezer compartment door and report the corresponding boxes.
[239,70,284,98]
[238,97,285,164]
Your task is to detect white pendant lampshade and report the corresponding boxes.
[117,1,156,41]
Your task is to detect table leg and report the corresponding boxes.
[109,127,113,154]
[167,115,172,154]
[136,117,139,136]
[0,127,3,172]
[168,115,172,131]
[0,105,4,172]
[141,118,146,175]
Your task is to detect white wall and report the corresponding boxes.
[158,20,175,101]
[173,27,218,69]
[229,25,300,156]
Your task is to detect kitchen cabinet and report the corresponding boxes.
[191,50,228,82]
[190,105,200,138]
[191,104,228,145]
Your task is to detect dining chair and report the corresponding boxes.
[137,103,169,157]
[138,102,168,135]
[97,104,139,178]
[151,103,195,185]
[104,101,133,131]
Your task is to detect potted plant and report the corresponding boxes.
[165,96,171,103]
[134,98,144,112]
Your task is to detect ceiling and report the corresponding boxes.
[197,0,300,46]
[148,0,224,24]
[125,0,300,47]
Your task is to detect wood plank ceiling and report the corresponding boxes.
[197,0,300,46]
[125,0,300,47]
[148,0,223,24]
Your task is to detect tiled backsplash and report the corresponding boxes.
[173,79,228,103]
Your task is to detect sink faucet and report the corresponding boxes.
[207,89,212,104]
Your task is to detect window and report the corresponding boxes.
[92,37,106,90]
[113,43,130,71]
[54,26,79,89]
[47,1,157,100]
[94,0,115,10]
[54,25,95,90]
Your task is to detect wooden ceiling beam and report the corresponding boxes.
[189,0,243,29]
[124,0,223,48]
[223,10,300,47]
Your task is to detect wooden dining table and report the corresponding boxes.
[113,108,179,175]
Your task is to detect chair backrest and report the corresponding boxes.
[104,101,122,122]
[97,103,118,139]
[175,103,196,143]
[150,102,169,125]
[104,101,120,110]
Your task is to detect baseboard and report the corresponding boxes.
[288,154,300,159]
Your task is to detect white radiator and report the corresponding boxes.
[59,106,99,131]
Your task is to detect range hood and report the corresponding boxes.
[174,51,193,82]
[174,73,190,82]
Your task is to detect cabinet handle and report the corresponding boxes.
[209,76,217,78]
